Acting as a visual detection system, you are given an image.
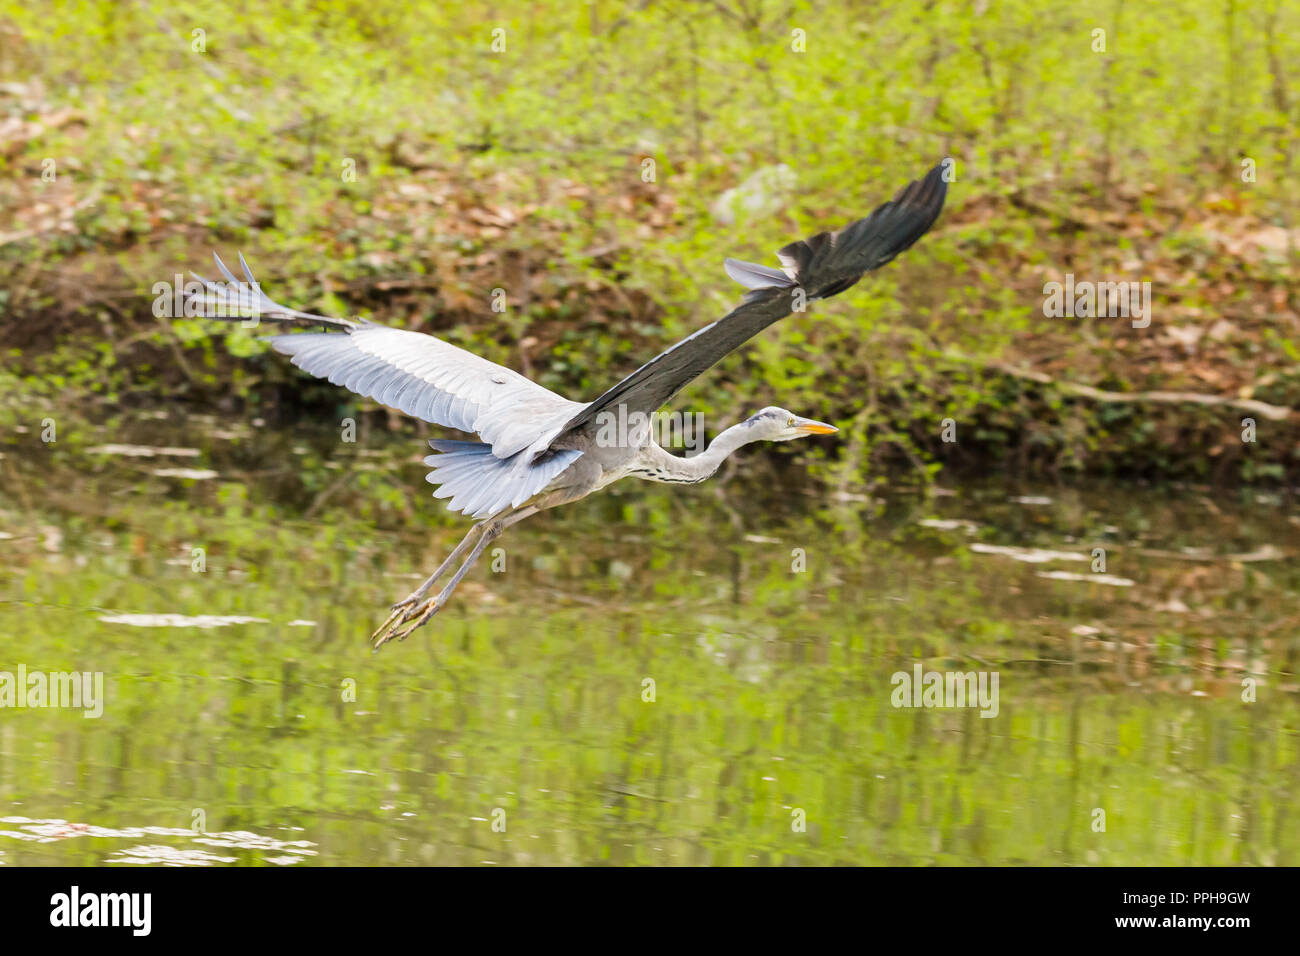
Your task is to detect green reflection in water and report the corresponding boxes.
[0,414,1296,865]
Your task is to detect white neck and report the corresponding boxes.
[635,421,759,484]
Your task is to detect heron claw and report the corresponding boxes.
[390,599,443,642]
[369,607,407,648]
[370,596,442,649]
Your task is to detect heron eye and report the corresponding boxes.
[787,418,796,427]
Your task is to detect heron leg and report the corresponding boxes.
[401,523,486,606]
[368,521,487,644]
[371,505,539,648]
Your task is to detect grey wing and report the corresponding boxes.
[768,157,949,299]
[423,439,581,519]
[549,159,949,446]
[723,258,795,290]
[189,251,361,331]
[186,254,588,517]
[270,327,588,518]
[268,327,584,460]
[187,252,584,459]
[546,289,797,447]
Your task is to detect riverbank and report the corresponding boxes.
[3,1,1298,485]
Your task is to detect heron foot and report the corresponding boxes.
[391,599,443,641]
[368,589,427,648]
[370,596,442,650]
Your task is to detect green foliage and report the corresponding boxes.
[2,0,1298,485]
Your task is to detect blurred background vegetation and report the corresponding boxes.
[3,2,1300,868]
[1,0,1298,486]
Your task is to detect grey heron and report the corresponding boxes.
[186,159,948,647]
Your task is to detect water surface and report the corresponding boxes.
[0,412,1296,865]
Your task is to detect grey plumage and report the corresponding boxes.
[552,160,948,439]
[265,327,585,516]
[423,439,582,518]
[183,159,950,646]
[723,258,795,290]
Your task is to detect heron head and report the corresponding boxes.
[746,406,839,442]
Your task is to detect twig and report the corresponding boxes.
[942,351,1293,421]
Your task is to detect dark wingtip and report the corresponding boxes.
[776,159,950,296]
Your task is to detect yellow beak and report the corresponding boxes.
[794,417,838,435]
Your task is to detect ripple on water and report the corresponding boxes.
[84,444,202,457]
[969,543,1088,563]
[151,468,220,480]
[0,817,316,866]
[1037,570,1136,587]
[97,613,270,627]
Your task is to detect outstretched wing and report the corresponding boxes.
[549,159,949,448]
[186,253,585,462]
[186,254,588,520]
[267,328,582,461]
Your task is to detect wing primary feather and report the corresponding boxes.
[549,159,948,448]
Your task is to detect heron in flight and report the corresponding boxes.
[187,160,947,647]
